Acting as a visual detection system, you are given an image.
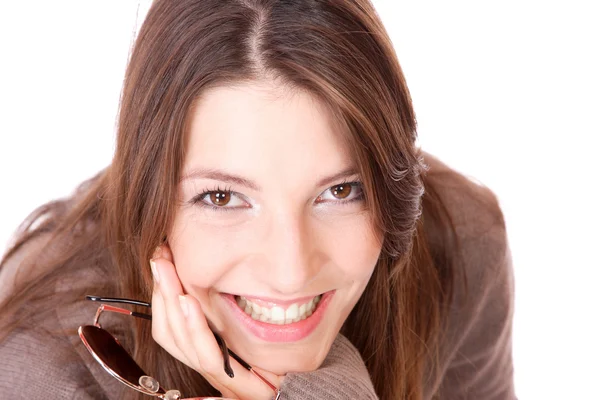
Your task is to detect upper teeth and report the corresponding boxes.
[236,295,322,325]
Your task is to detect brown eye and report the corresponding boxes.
[192,188,249,211]
[315,181,364,205]
[330,183,352,199]
[209,191,231,206]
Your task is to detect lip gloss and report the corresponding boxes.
[222,291,334,342]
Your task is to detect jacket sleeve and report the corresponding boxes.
[434,215,516,399]
[279,334,378,400]
[0,326,110,399]
[0,237,112,399]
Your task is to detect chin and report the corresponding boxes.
[253,341,333,375]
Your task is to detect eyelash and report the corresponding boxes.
[190,185,239,213]
[189,181,365,213]
[317,180,365,206]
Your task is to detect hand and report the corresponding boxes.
[150,245,284,399]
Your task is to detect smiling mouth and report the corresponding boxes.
[234,295,322,325]
[223,291,334,342]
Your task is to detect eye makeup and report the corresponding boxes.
[188,180,365,213]
[188,185,251,213]
[314,180,365,205]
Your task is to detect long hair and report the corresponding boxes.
[0,1,467,398]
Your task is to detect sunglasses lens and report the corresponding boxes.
[79,325,148,388]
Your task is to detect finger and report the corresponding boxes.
[179,294,242,395]
[251,366,285,393]
[153,257,195,358]
[150,268,192,367]
[184,295,278,400]
[153,291,227,393]
[153,257,231,392]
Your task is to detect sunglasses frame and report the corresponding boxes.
[78,295,281,400]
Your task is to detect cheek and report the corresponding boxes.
[167,213,257,288]
[168,208,382,291]
[339,233,380,278]
[319,213,382,280]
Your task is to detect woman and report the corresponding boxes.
[0,0,515,399]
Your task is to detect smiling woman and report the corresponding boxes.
[0,0,514,399]
[167,84,383,373]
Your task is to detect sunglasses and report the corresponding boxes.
[78,295,281,400]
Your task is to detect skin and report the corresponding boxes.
[151,80,382,399]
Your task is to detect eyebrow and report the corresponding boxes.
[181,167,359,192]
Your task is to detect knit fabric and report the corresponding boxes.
[280,335,377,399]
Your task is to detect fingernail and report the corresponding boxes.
[152,246,162,260]
[150,259,160,284]
[179,295,189,318]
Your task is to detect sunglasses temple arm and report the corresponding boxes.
[213,333,279,396]
[86,295,151,308]
[131,311,152,320]
[93,305,152,327]
[227,348,251,370]
[250,369,280,396]
[213,333,235,378]
[228,348,279,395]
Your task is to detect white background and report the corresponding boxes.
[1,1,598,398]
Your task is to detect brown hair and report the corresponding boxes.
[0,0,465,398]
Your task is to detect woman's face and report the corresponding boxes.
[169,81,382,374]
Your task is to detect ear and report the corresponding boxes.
[158,242,174,263]
[152,236,174,263]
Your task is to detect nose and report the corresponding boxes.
[260,211,322,295]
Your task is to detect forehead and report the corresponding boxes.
[184,81,354,178]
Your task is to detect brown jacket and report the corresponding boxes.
[0,154,515,399]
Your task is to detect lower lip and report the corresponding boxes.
[222,291,334,343]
